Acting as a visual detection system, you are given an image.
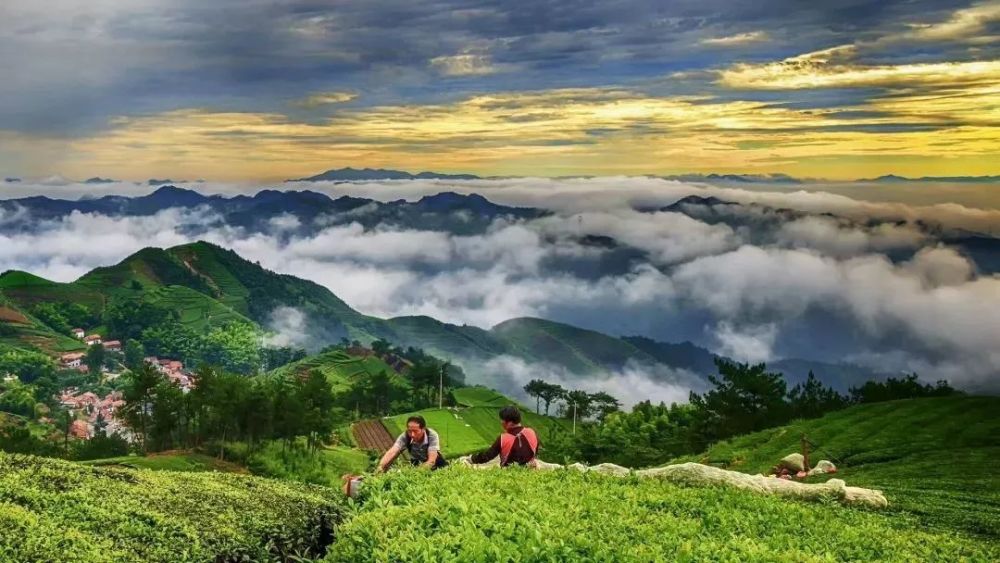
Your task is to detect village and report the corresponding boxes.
[55,329,194,440]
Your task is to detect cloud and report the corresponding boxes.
[712,322,778,364]
[430,54,504,76]
[881,2,1000,45]
[263,306,311,348]
[470,355,700,409]
[293,91,358,108]
[718,45,1000,90]
[1,178,999,391]
[701,31,770,46]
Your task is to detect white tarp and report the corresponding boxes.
[458,457,887,509]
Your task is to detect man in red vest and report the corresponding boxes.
[468,405,539,467]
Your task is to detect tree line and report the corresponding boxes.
[119,363,341,456]
[542,359,957,468]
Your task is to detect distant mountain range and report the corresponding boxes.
[5,168,999,184]
[0,185,547,236]
[861,174,1000,183]
[290,167,481,182]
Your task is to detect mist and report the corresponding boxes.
[1,177,999,395]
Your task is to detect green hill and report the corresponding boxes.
[267,349,402,392]
[451,386,513,407]
[0,290,86,354]
[490,317,657,374]
[674,396,1000,538]
[0,452,343,562]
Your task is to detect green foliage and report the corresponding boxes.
[30,302,97,335]
[246,441,373,488]
[0,349,55,384]
[72,431,130,461]
[84,343,105,375]
[0,380,38,418]
[0,452,343,562]
[201,322,262,375]
[123,339,144,371]
[104,299,176,342]
[674,396,1000,539]
[850,373,957,403]
[326,467,998,562]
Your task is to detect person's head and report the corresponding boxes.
[406,415,427,441]
[499,405,522,431]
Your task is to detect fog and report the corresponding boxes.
[2,176,999,395]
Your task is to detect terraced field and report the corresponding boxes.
[351,419,395,451]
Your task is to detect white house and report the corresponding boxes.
[60,352,85,368]
[83,334,102,345]
[71,328,85,339]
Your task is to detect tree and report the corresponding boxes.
[538,383,566,416]
[850,374,956,404]
[688,359,790,448]
[564,390,594,420]
[0,349,56,384]
[119,363,165,453]
[371,339,391,355]
[201,322,262,375]
[298,370,338,451]
[84,343,106,376]
[124,340,145,371]
[589,391,622,422]
[523,379,547,414]
[104,300,175,341]
[788,371,848,419]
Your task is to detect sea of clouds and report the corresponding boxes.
[1,177,999,396]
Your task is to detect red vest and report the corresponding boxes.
[499,427,538,465]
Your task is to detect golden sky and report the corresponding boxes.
[2,1,998,181]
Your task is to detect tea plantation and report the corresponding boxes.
[326,467,999,562]
[0,453,344,562]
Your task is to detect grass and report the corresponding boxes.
[673,396,1000,539]
[451,386,513,407]
[326,466,999,562]
[0,452,344,562]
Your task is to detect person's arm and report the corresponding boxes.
[468,436,502,464]
[378,434,408,473]
[422,430,441,469]
[423,449,439,469]
[377,444,401,473]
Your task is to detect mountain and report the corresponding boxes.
[662,173,803,184]
[864,174,1000,183]
[83,177,117,184]
[0,186,546,236]
[291,167,481,182]
[0,241,888,392]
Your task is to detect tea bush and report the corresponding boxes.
[0,452,344,562]
[327,466,999,562]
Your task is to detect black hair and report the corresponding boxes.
[406,415,427,428]
[499,405,522,425]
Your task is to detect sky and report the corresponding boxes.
[1,0,998,182]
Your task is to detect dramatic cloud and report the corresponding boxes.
[701,31,770,46]
[472,355,700,409]
[1,178,998,392]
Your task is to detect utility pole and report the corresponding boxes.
[438,363,445,409]
[572,401,577,435]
